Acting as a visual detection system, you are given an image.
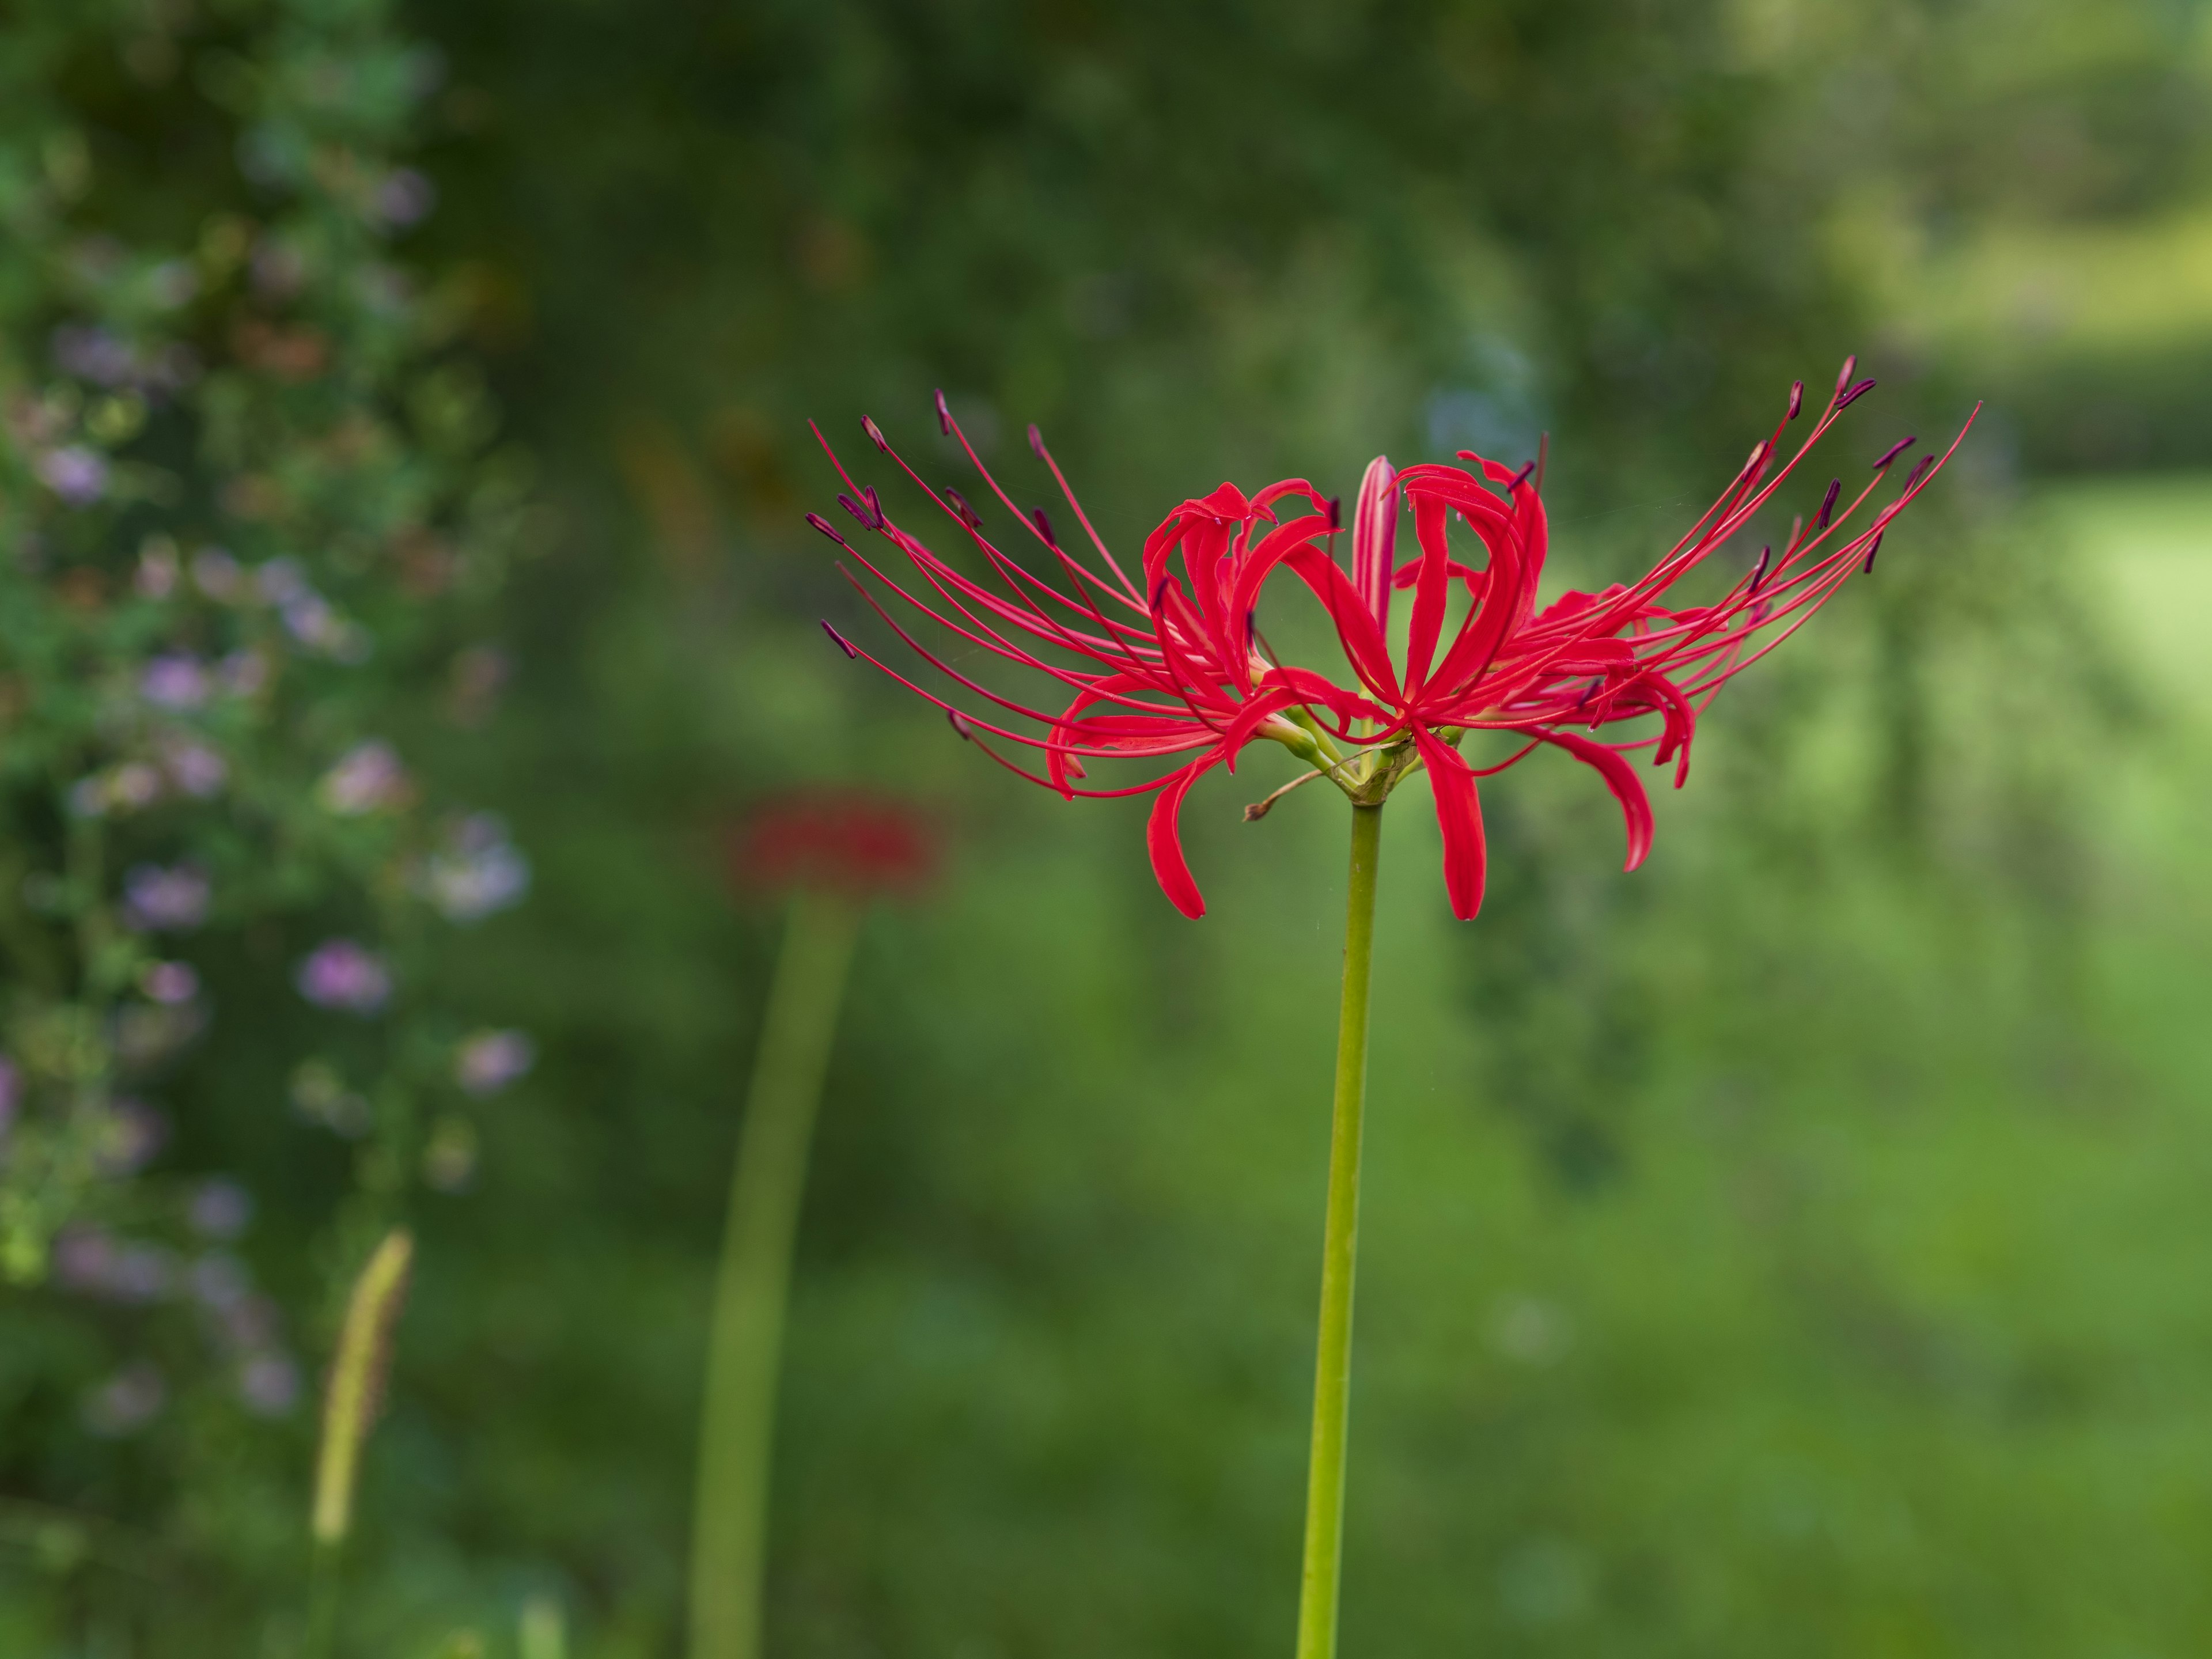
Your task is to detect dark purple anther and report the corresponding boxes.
[1031,507,1057,546]
[945,487,983,529]
[863,416,890,453]
[822,621,858,659]
[1815,478,1841,529]
[1836,378,1877,410]
[934,389,952,435]
[1749,544,1772,593]
[947,708,975,740]
[1327,496,1342,531]
[1902,454,1934,490]
[1028,423,1047,460]
[1150,572,1176,611]
[1834,354,1858,399]
[1508,459,1536,491]
[1861,533,1884,574]
[838,492,884,531]
[805,512,845,543]
[1787,380,1804,421]
[1872,434,1916,470]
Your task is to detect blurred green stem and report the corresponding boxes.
[690,890,863,1659]
[1296,803,1382,1659]
[303,1543,339,1659]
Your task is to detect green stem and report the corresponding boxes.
[302,1541,339,1659]
[1295,803,1384,1659]
[690,889,863,1659]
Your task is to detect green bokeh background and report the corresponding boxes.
[13,1,2212,1653]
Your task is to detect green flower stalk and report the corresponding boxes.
[690,793,938,1659]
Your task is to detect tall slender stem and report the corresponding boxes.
[690,889,863,1659]
[1295,802,1384,1659]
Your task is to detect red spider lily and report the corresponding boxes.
[729,789,941,898]
[808,365,1976,920]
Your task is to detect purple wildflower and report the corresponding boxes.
[188,1179,253,1240]
[456,1029,536,1097]
[83,1363,166,1436]
[52,324,135,386]
[191,547,243,600]
[39,446,108,505]
[93,1099,168,1177]
[373,168,437,229]
[122,862,211,932]
[158,739,228,797]
[190,1252,251,1309]
[139,961,200,1005]
[296,940,392,1014]
[141,654,209,710]
[317,740,411,815]
[421,814,531,922]
[238,1352,301,1416]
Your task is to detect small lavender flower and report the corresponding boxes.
[218,649,268,696]
[256,558,309,605]
[290,1059,374,1136]
[190,1251,251,1309]
[456,1029,536,1097]
[55,1230,177,1303]
[158,739,227,797]
[373,168,437,229]
[140,961,200,1005]
[52,323,135,386]
[296,940,391,1014]
[83,1363,166,1436]
[135,541,179,597]
[52,1227,119,1293]
[421,815,531,922]
[93,1099,168,1177]
[188,1179,253,1240]
[122,862,211,932]
[221,1293,279,1350]
[141,654,209,710]
[112,762,165,808]
[146,259,198,309]
[317,740,410,815]
[238,1352,301,1417]
[191,546,242,600]
[105,1243,176,1301]
[38,445,108,505]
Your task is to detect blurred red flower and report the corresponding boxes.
[728,789,941,899]
[809,365,1973,919]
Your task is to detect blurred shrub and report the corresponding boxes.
[0,0,535,1642]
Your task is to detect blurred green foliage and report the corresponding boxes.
[3,0,2211,1654]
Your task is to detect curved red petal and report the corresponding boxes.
[1146,757,1218,918]
[1535,729,1655,870]
[1411,727,1486,921]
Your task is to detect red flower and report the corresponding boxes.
[810,365,1975,919]
[729,789,940,898]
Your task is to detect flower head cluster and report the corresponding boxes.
[810,366,1976,918]
[729,788,941,899]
